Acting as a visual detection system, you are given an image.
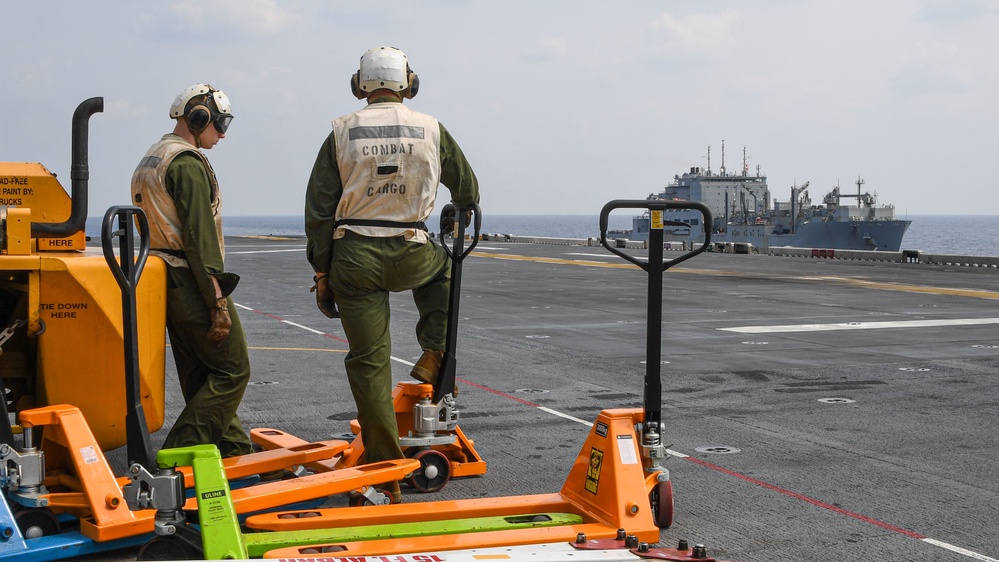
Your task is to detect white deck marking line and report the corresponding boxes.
[537,407,592,426]
[280,320,326,335]
[921,539,999,561]
[721,317,999,334]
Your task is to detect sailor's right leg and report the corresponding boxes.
[331,237,406,474]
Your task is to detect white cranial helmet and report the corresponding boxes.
[168,83,233,133]
[351,47,418,99]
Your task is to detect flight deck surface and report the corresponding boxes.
[98,237,998,561]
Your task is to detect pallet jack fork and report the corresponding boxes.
[131,443,728,561]
[328,204,487,493]
[126,201,725,560]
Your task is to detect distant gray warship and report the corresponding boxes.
[629,145,911,251]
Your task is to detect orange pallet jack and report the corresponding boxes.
[282,205,487,493]
[126,200,726,561]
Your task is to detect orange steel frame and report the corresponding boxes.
[333,381,486,479]
[245,407,663,558]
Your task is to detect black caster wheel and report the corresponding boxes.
[650,479,674,529]
[406,449,452,493]
[13,506,60,539]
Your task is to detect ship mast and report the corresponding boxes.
[720,139,726,176]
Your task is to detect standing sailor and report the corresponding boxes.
[132,83,254,458]
[305,47,479,502]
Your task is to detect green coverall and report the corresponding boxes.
[161,153,254,458]
[305,100,479,465]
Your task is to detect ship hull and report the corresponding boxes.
[631,217,912,251]
[715,219,911,251]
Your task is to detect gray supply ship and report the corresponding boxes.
[629,145,911,251]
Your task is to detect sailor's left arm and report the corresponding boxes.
[438,122,479,210]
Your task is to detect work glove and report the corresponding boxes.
[441,207,472,233]
[311,274,339,319]
[207,297,232,343]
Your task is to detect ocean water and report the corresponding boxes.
[86,214,999,257]
[895,215,998,256]
[217,214,637,240]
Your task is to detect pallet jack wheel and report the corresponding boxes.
[348,489,394,507]
[12,506,60,538]
[650,479,674,529]
[137,527,204,561]
[406,449,452,493]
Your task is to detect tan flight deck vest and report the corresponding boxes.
[131,134,224,268]
[333,103,441,244]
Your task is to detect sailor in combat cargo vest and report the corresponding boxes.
[305,46,480,502]
[131,83,254,459]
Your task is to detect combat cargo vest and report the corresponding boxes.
[131,134,224,267]
[332,103,441,243]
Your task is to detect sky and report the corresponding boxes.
[2,0,997,218]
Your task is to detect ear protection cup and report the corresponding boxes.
[350,71,366,100]
[404,71,419,99]
[186,103,212,132]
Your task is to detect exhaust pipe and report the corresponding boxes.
[32,97,103,237]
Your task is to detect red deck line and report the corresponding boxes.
[683,456,926,539]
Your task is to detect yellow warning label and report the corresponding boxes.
[585,447,604,494]
[651,210,664,230]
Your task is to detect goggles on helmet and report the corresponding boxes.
[214,113,233,134]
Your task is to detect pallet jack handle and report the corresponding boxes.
[598,200,712,435]
[432,203,481,404]
[101,205,155,471]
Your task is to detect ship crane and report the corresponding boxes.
[792,181,810,209]
[790,181,809,234]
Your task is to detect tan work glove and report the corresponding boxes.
[207,297,232,343]
[310,274,339,319]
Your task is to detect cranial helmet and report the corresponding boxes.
[350,46,419,100]
[169,83,234,134]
